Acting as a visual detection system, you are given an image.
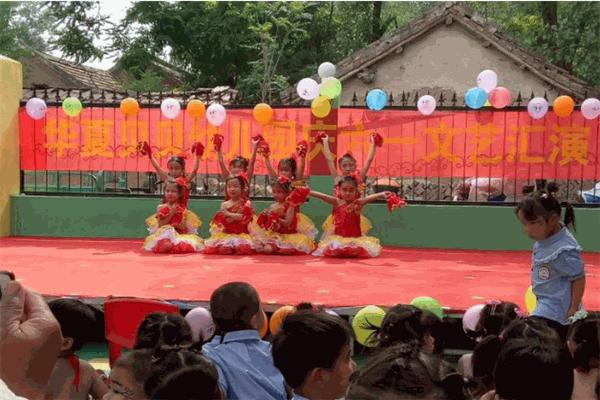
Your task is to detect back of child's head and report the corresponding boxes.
[474,300,521,337]
[568,311,600,373]
[515,181,576,231]
[338,175,359,189]
[134,312,193,350]
[47,298,97,352]
[144,346,220,400]
[347,343,469,400]
[113,348,155,390]
[210,281,260,334]
[278,157,298,179]
[494,339,574,400]
[501,317,562,345]
[370,304,430,348]
[271,309,354,389]
[419,309,445,355]
[229,156,249,171]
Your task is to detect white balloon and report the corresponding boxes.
[417,95,437,115]
[527,97,549,120]
[26,98,47,120]
[297,78,319,100]
[581,98,600,120]
[476,70,498,93]
[185,307,216,343]
[161,98,181,120]
[206,104,227,127]
[318,62,336,79]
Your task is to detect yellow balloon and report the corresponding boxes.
[525,285,537,313]
[311,96,331,118]
[253,103,273,125]
[351,305,386,347]
[187,100,206,119]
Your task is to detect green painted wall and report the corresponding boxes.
[10,177,600,251]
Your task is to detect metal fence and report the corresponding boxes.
[19,87,600,205]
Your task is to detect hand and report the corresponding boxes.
[0,282,63,399]
[566,307,577,319]
[320,133,329,143]
[169,204,178,214]
[220,202,228,211]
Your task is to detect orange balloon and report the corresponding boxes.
[253,103,273,125]
[120,98,139,117]
[187,100,206,119]
[260,310,269,338]
[553,95,575,118]
[269,305,296,335]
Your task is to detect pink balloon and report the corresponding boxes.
[462,304,485,333]
[581,98,600,120]
[488,87,512,109]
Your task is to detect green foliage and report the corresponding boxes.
[119,69,169,93]
[0,2,55,58]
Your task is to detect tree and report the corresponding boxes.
[0,2,56,59]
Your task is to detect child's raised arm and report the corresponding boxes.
[247,140,260,182]
[217,150,229,179]
[296,141,308,181]
[149,154,168,181]
[321,134,340,181]
[309,190,339,206]
[359,134,377,182]
[186,145,203,183]
[265,154,278,179]
[357,191,389,206]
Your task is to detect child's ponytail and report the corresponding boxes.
[546,182,577,232]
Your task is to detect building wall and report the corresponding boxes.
[341,24,561,105]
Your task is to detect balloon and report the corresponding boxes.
[120,98,139,117]
[161,98,181,120]
[462,304,485,333]
[184,307,216,343]
[527,98,549,120]
[477,70,498,93]
[319,77,342,100]
[581,98,600,120]
[253,103,274,125]
[25,98,47,120]
[352,306,385,347]
[259,310,268,339]
[311,96,331,118]
[187,100,206,119]
[525,285,537,313]
[488,87,512,109]
[410,296,445,320]
[269,305,296,335]
[366,89,387,111]
[206,104,227,127]
[484,100,492,107]
[318,62,336,79]
[417,95,436,115]
[297,78,319,100]
[325,309,340,318]
[62,97,83,118]
[465,87,488,109]
[553,96,575,118]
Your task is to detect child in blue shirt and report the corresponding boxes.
[515,182,586,342]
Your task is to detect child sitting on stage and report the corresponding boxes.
[45,299,109,400]
[310,175,404,258]
[254,175,315,255]
[204,173,257,255]
[143,178,204,254]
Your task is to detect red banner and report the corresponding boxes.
[19,107,600,179]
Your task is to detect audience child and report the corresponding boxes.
[203,282,287,400]
[568,311,600,400]
[103,349,154,400]
[45,298,109,400]
[271,309,356,400]
[133,312,194,350]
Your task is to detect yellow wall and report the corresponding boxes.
[0,56,23,237]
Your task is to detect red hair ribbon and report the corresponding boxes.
[176,153,188,161]
[236,172,249,184]
[296,140,308,158]
[257,140,270,157]
[137,141,152,156]
[287,187,310,206]
[342,151,354,159]
[349,172,361,184]
[372,132,384,148]
[66,356,81,392]
[213,134,224,151]
[386,193,407,214]
[191,142,205,157]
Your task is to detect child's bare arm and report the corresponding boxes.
[186,153,201,182]
[359,135,377,182]
[247,141,259,182]
[218,150,229,178]
[309,190,338,206]
[297,154,306,181]
[357,192,388,206]
[149,155,168,181]
[280,206,295,227]
[321,135,339,180]
[86,364,109,399]
[265,154,278,179]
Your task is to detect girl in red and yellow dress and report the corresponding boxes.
[310,175,406,258]
[319,132,383,240]
[143,178,204,253]
[204,173,258,255]
[253,175,315,255]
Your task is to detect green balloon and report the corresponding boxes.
[351,305,386,347]
[410,296,445,320]
[319,78,342,100]
[62,97,83,118]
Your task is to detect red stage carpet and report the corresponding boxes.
[1,237,598,313]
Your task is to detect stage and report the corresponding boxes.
[0,237,598,315]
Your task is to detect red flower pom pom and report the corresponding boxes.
[158,206,170,218]
[372,132,384,148]
[257,140,270,157]
[192,142,205,157]
[296,140,308,158]
[137,141,152,156]
[386,193,407,214]
[287,187,310,206]
[213,134,224,151]
[252,134,264,144]
[317,132,328,143]
[267,212,281,231]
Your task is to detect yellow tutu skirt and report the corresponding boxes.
[204,223,259,255]
[143,210,204,253]
[321,214,372,241]
[313,235,381,258]
[298,213,318,240]
[250,223,316,255]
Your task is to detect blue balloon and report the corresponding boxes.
[465,88,488,109]
[366,89,387,111]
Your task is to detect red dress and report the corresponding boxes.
[253,203,316,254]
[313,201,381,258]
[143,204,204,254]
[204,199,257,255]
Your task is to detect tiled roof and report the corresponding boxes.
[280,1,599,105]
